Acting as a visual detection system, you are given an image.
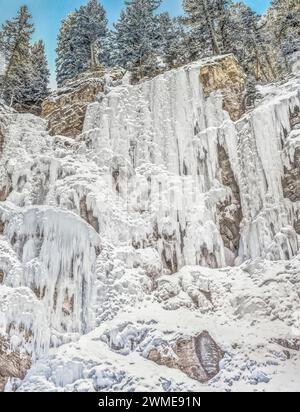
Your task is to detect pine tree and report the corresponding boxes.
[267,0,300,73]
[56,0,109,87]
[56,12,79,87]
[269,0,300,43]
[158,13,187,69]
[0,6,34,108]
[182,0,233,56]
[226,3,277,81]
[29,40,50,109]
[112,0,162,82]
[73,0,109,71]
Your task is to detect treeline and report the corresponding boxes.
[0,0,299,111]
[56,0,299,85]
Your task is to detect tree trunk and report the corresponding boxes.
[203,0,221,55]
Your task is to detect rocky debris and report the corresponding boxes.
[199,54,246,121]
[273,338,300,352]
[148,331,224,383]
[217,144,243,256]
[0,337,31,392]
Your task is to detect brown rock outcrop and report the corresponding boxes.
[42,70,105,138]
[282,147,300,202]
[200,54,246,121]
[0,337,31,392]
[80,196,99,233]
[148,331,224,383]
[42,69,124,138]
[217,144,243,256]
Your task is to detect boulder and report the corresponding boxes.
[148,331,224,383]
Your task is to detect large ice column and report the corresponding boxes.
[233,83,300,261]
[0,203,100,338]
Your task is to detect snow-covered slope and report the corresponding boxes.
[0,56,299,392]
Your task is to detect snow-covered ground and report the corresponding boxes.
[0,57,299,392]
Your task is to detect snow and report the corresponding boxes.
[0,203,100,343]
[12,255,300,392]
[0,57,300,392]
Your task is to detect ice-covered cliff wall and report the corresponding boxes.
[1,55,299,278]
[81,55,300,269]
[0,54,300,392]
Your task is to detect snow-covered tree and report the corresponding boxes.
[56,0,109,87]
[0,6,34,107]
[73,0,109,71]
[56,13,78,87]
[182,0,233,56]
[29,40,50,108]
[0,7,50,111]
[266,0,300,73]
[158,13,187,69]
[112,0,162,82]
[226,3,277,81]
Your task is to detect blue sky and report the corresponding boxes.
[0,0,271,88]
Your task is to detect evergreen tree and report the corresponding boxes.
[56,12,79,87]
[267,0,300,73]
[158,13,187,69]
[73,0,109,71]
[226,3,277,81]
[182,0,233,56]
[112,0,162,82]
[29,40,50,109]
[56,0,109,87]
[0,5,34,107]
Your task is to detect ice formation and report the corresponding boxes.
[0,55,299,391]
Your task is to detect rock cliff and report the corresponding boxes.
[41,69,124,138]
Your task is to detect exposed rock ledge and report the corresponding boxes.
[199,54,246,121]
[41,69,124,138]
[41,71,105,137]
[42,55,245,139]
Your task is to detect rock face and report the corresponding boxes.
[148,332,224,383]
[0,337,31,392]
[199,54,246,121]
[42,69,125,138]
[282,147,300,202]
[217,144,243,256]
[41,71,105,137]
